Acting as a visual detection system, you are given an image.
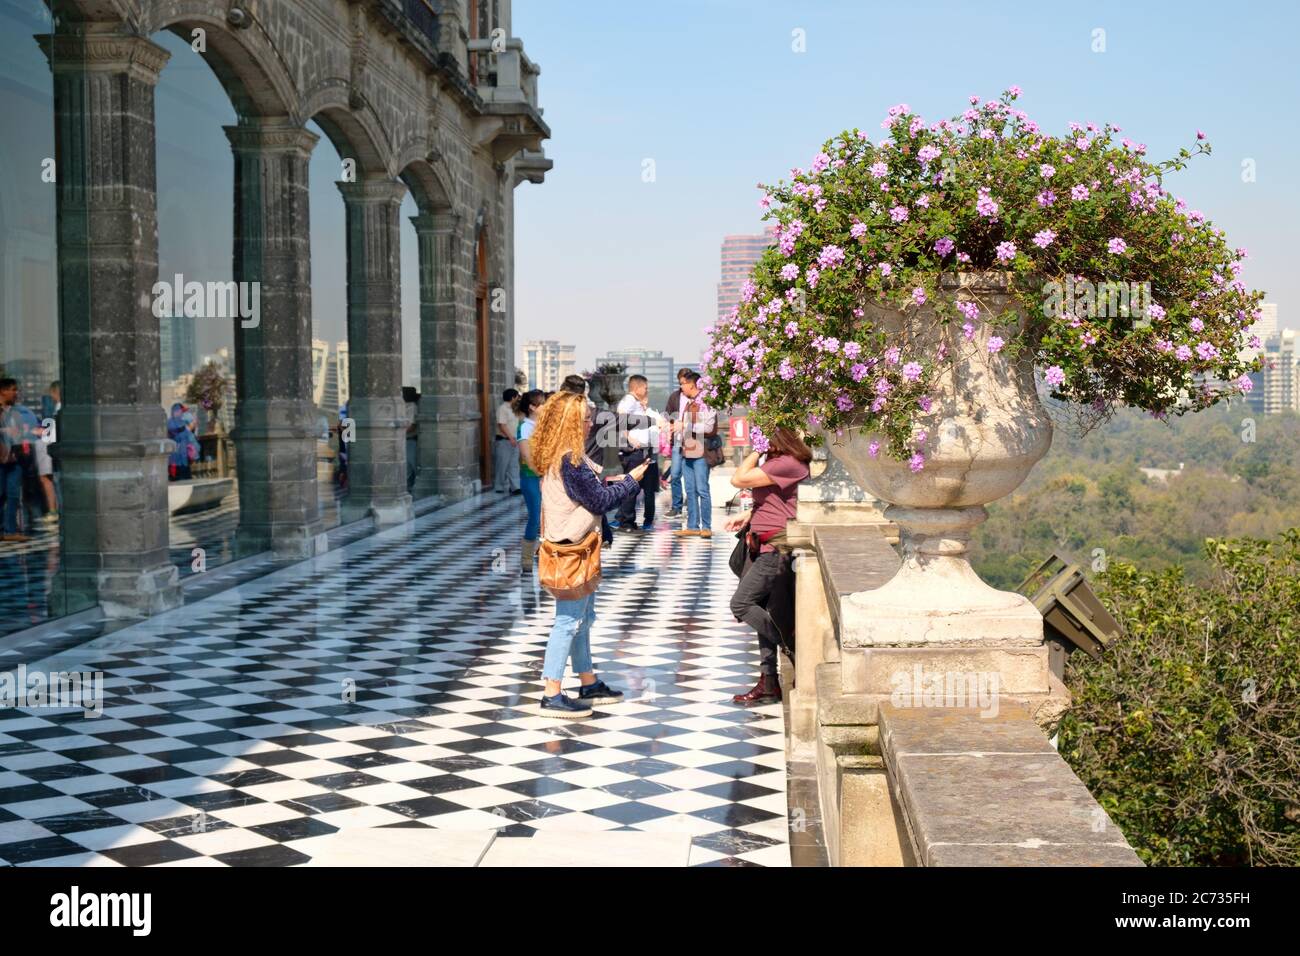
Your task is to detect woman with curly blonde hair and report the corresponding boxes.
[531,391,649,719]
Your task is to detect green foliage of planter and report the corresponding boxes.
[1057,531,1300,865]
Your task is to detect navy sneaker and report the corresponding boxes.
[538,692,592,720]
[577,680,624,705]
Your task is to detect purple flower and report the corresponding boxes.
[934,237,955,257]
[1189,317,1204,332]
[750,426,770,453]
[912,287,927,306]
[1107,237,1127,254]
[1175,344,1193,361]
[1147,303,1166,321]
[879,263,893,276]
[917,144,941,164]
[868,440,881,458]
[818,244,846,269]
[784,320,799,338]
[835,394,854,412]
[902,361,922,381]
[987,336,1005,354]
[889,205,909,223]
[918,395,933,413]
[908,452,925,473]
[850,363,869,382]
[1036,189,1056,207]
[956,300,980,322]
[780,263,799,281]
[869,161,889,179]
[850,222,867,239]
[1071,184,1090,201]
[975,187,999,218]
[884,346,901,364]
[995,241,1017,263]
[1044,365,1065,387]
[1032,229,1056,249]
[1237,374,1253,393]
[844,341,861,360]
[1039,163,1056,178]
[778,358,795,381]
[1195,341,1219,360]
[875,377,893,396]
[962,322,975,341]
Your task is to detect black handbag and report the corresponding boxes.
[728,529,748,577]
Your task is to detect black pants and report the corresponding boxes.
[616,448,658,527]
[730,550,795,677]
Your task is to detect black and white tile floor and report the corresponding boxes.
[0,493,789,867]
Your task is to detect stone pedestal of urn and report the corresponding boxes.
[829,274,1058,701]
[796,448,889,527]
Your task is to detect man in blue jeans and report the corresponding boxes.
[662,368,692,518]
[1,377,34,541]
[671,370,717,539]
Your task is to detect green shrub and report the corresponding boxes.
[1057,530,1300,866]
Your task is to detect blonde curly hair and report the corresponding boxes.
[530,391,590,476]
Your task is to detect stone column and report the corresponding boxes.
[410,211,478,500]
[337,179,412,526]
[226,120,325,558]
[42,28,181,618]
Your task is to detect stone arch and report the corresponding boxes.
[300,83,393,177]
[146,7,299,118]
[397,154,455,216]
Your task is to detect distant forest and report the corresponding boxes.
[972,403,1300,591]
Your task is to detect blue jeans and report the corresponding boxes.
[520,473,541,541]
[2,461,23,534]
[542,591,596,682]
[669,445,684,511]
[682,455,712,531]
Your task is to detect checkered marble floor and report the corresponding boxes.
[0,493,789,867]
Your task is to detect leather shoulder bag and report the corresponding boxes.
[537,475,603,600]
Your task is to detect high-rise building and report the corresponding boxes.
[717,227,777,324]
[313,340,350,415]
[595,348,675,409]
[1249,329,1300,415]
[159,313,197,381]
[521,339,576,391]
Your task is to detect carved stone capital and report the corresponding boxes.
[337,179,408,206]
[38,31,171,85]
[224,121,320,157]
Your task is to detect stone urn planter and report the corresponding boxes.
[829,273,1053,647]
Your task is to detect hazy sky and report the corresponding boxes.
[512,0,1300,370]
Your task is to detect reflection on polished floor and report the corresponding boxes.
[0,494,790,867]
[0,476,348,639]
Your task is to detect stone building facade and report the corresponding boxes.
[42,0,550,618]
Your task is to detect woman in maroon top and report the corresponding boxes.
[724,426,813,705]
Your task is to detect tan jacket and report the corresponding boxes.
[541,456,603,543]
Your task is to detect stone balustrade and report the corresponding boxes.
[785,481,1144,867]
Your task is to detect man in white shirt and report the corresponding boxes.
[614,374,666,531]
[671,370,717,537]
[493,388,521,494]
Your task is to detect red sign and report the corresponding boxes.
[728,416,748,447]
